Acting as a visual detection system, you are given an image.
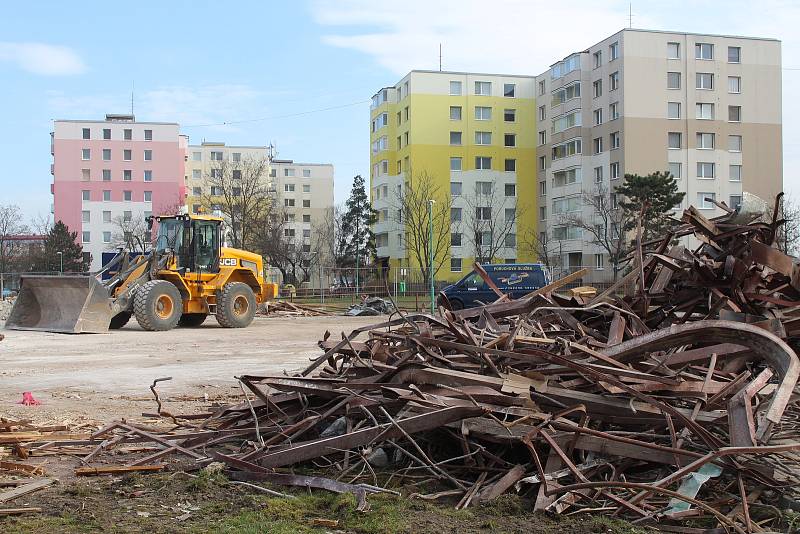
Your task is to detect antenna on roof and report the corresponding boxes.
[628,3,633,28]
[131,81,135,116]
[439,43,442,71]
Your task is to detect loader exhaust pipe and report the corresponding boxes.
[5,275,113,334]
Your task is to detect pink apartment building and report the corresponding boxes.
[51,114,186,270]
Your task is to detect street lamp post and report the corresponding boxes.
[428,200,435,314]
[57,251,63,274]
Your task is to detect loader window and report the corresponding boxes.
[155,219,184,253]
[194,220,219,272]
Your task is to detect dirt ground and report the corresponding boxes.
[0,315,378,424]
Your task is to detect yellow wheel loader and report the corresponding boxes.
[5,214,278,333]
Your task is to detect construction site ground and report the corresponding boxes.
[0,315,644,533]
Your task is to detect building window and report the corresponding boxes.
[539,181,547,196]
[538,130,546,145]
[450,207,462,222]
[82,128,91,140]
[192,151,201,161]
[124,190,132,201]
[450,157,463,172]
[503,83,515,97]
[144,170,152,182]
[505,159,516,172]
[302,199,311,208]
[210,151,223,161]
[475,131,491,145]
[696,72,714,90]
[285,183,295,192]
[504,108,516,122]
[592,79,602,97]
[192,187,202,196]
[449,80,462,95]
[696,102,714,120]
[82,190,90,201]
[729,105,742,122]
[730,164,742,182]
[124,169,132,181]
[81,168,90,181]
[476,181,493,195]
[475,81,491,95]
[303,184,311,193]
[124,129,132,141]
[728,46,741,63]
[504,134,516,147]
[667,102,681,119]
[594,108,603,125]
[451,232,462,247]
[102,169,111,181]
[81,210,90,223]
[538,105,546,121]
[668,132,682,149]
[192,204,201,214]
[610,162,620,179]
[538,80,546,95]
[729,135,742,152]
[610,131,620,149]
[450,181,462,196]
[284,198,295,207]
[82,231,90,243]
[697,192,716,209]
[730,195,742,209]
[505,183,516,197]
[609,71,619,90]
[451,258,462,272]
[450,106,462,120]
[504,233,516,247]
[100,128,110,140]
[667,42,680,59]
[303,214,311,223]
[697,132,715,149]
[697,162,716,179]
[144,191,152,202]
[595,254,604,270]
[609,102,619,120]
[667,72,681,90]
[594,166,603,183]
[505,208,516,222]
[728,76,741,94]
[285,168,296,177]
[103,190,111,201]
[609,41,619,60]
[593,137,603,154]
[450,131,462,145]
[144,129,153,141]
[120,149,130,161]
[475,156,492,170]
[669,162,682,178]
[539,156,546,171]
[82,148,90,160]
[101,148,110,161]
[593,50,602,68]
[695,43,713,60]
[539,206,547,221]
[474,106,491,120]
[103,211,111,223]
[144,150,152,161]
[231,152,241,162]
[476,206,492,220]
[552,138,582,160]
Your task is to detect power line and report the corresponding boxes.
[182,99,370,128]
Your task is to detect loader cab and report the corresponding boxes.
[152,215,221,273]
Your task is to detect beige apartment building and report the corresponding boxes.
[535,29,782,281]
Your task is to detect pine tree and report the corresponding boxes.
[32,221,88,272]
[616,171,685,243]
[338,175,377,271]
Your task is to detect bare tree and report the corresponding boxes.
[111,213,151,253]
[201,155,270,250]
[391,170,453,283]
[462,180,520,264]
[520,227,563,276]
[29,213,52,235]
[774,194,800,256]
[0,204,30,273]
[562,184,632,280]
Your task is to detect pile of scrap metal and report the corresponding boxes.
[15,197,800,532]
[258,300,330,317]
[345,296,396,316]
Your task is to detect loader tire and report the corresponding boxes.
[216,282,256,328]
[178,313,207,327]
[109,311,132,329]
[134,280,182,331]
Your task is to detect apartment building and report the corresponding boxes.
[185,143,334,261]
[370,70,539,281]
[535,29,782,282]
[51,114,186,270]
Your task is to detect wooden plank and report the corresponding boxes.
[0,507,42,516]
[0,461,46,476]
[0,478,54,503]
[75,464,165,476]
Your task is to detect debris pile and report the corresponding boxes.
[9,198,800,532]
[345,296,396,316]
[0,297,15,322]
[257,300,330,317]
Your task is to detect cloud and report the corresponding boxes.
[0,42,86,75]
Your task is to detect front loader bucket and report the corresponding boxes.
[5,276,112,334]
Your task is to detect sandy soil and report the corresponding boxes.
[0,315,378,424]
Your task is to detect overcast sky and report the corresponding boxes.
[1,0,798,223]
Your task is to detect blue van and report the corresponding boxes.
[439,263,551,310]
